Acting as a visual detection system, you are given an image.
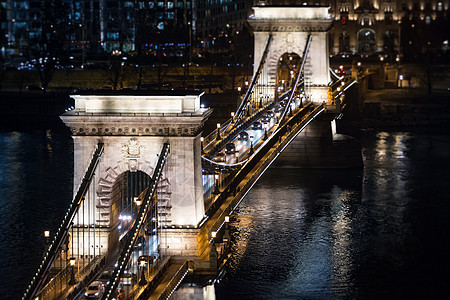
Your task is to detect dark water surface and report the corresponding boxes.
[0,126,449,299]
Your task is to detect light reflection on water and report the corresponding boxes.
[0,129,449,299]
[215,131,450,299]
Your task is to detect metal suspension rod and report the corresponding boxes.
[234,34,273,126]
[23,143,104,300]
[102,143,170,300]
[279,34,312,123]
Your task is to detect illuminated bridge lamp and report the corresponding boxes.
[139,259,148,286]
[231,112,235,123]
[213,174,220,194]
[134,197,142,207]
[211,231,217,239]
[250,136,254,155]
[235,151,239,163]
[224,216,230,223]
[69,257,76,285]
[216,123,221,140]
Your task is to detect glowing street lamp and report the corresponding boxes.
[139,259,147,286]
[69,257,76,285]
[235,151,239,163]
[249,136,254,155]
[216,123,221,140]
[134,197,142,207]
[213,173,220,194]
[263,124,268,140]
[231,112,235,123]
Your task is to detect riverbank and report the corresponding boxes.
[361,88,450,131]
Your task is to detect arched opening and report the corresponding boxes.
[109,170,154,249]
[357,29,376,54]
[276,52,302,97]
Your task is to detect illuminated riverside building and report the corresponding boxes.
[0,0,448,59]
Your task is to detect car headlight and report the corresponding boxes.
[95,292,99,296]
[85,292,88,296]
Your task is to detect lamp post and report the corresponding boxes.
[139,259,147,286]
[69,257,76,285]
[216,123,221,140]
[231,112,235,124]
[263,124,268,140]
[223,216,231,243]
[44,230,50,245]
[235,151,239,164]
[249,136,254,155]
[213,173,220,194]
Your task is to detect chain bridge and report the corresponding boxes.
[22,5,362,300]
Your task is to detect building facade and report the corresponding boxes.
[1,0,449,61]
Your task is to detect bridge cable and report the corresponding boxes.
[102,143,170,300]
[22,143,104,300]
[278,34,312,125]
[233,34,273,127]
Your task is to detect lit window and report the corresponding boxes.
[157,22,164,30]
[425,16,431,24]
[437,2,443,11]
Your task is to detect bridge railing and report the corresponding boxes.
[157,261,189,300]
[23,143,104,300]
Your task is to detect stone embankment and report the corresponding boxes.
[362,88,450,130]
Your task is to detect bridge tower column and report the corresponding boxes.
[61,91,212,259]
[249,5,333,104]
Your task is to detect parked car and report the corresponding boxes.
[238,131,249,141]
[225,143,236,154]
[251,122,262,130]
[85,281,104,299]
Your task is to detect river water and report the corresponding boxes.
[1,124,449,299]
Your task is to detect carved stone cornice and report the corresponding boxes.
[248,19,333,32]
[60,109,213,137]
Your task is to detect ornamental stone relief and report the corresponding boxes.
[121,138,145,158]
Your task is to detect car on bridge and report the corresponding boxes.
[84,281,104,299]
[134,235,146,250]
[213,152,226,162]
[251,122,262,130]
[225,143,236,154]
[238,131,249,141]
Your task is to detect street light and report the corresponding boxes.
[263,124,268,140]
[216,123,221,140]
[139,259,147,286]
[69,257,76,285]
[134,197,142,207]
[249,136,254,155]
[231,112,235,123]
[44,230,50,245]
[213,173,220,194]
[235,151,239,163]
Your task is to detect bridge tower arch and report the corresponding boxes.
[248,5,333,103]
[60,91,212,258]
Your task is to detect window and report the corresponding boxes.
[437,2,443,11]
[157,22,164,30]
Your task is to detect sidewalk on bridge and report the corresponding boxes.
[147,262,184,300]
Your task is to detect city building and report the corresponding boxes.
[0,0,449,62]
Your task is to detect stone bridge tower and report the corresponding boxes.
[60,91,212,258]
[248,5,333,103]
